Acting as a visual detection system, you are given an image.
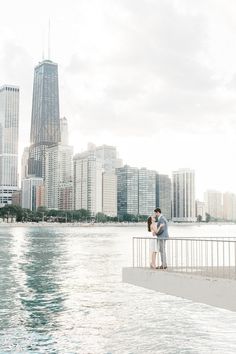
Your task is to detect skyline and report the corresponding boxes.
[1,0,236,199]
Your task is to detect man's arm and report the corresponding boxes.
[156,223,164,235]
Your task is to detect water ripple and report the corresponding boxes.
[0,225,236,353]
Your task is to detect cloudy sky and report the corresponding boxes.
[1,0,236,198]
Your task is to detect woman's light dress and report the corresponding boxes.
[149,223,158,252]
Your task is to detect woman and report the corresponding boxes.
[147,215,158,269]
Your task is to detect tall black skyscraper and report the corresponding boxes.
[28,59,61,178]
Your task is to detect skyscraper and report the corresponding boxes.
[28,59,61,179]
[138,168,156,216]
[0,85,19,206]
[223,192,236,221]
[74,150,103,216]
[73,144,121,217]
[204,190,222,220]
[156,173,172,220]
[95,144,121,216]
[60,117,68,145]
[102,172,117,217]
[45,144,73,210]
[22,177,44,211]
[116,165,139,217]
[172,168,196,222]
[95,144,122,172]
[21,147,29,183]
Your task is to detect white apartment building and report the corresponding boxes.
[45,144,73,210]
[95,144,123,171]
[195,200,206,221]
[204,190,222,220]
[22,177,44,211]
[74,144,121,217]
[0,85,19,206]
[223,192,236,221]
[172,168,196,222]
[74,151,103,216]
[102,172,117,217]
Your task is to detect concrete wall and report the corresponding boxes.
[123,267,236,312]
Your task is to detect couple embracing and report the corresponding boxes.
[147,208,169,269]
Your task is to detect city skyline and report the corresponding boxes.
[1,1,236,199]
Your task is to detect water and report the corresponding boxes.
[0,224,236,353]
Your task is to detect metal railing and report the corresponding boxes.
[133,236,236,280]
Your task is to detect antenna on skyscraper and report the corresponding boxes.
[48,18,51,60]
[42,30,45,60]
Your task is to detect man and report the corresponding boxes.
[154,207,169,269]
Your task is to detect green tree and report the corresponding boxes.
[205,213,211,223]
[95,212,107,223]
[36,206,48,221]
[197,215,202,222]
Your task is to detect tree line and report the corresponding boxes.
[0,205,149,223]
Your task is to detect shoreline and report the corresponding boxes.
[0,222,146,227]
[0,221,236,228]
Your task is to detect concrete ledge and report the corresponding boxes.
[122,267,236,312]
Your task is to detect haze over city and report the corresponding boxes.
[1,0,236,199]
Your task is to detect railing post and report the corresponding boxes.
[132,237,134,267]
[234,241,236,280]
[223,241,225,277]
[211,239,213,277]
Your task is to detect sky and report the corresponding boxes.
[1,0,236,199]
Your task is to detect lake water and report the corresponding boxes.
[0,224,236,353]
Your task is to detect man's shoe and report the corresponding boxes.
[157,265,167,269]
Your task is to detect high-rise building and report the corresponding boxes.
[45,144,73,210]
[102,172,117,217]
[95,144,122,172]
[28,60,61,179]
[204,190,222,220]
[156,174,172,220]
[195,200,206,221]
[12,190,22,207]
[95,144,121,216]
[116,165,139,217]
[73,144,121,217]
[74,150,103,216]
[22,177,44,211]
[36,184,45,209]
[60,117,68,145]
[0,85,19,206]
[138,168,156,216]
[172,168,196,222]
[223,192,236,221]
[21,147,29,182]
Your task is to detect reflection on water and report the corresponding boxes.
[0,225,236,353]
[21,230,66,333]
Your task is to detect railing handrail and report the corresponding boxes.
[133,236,236,242]
[132,236,236,279]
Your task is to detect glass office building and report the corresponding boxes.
[28,60,61,178]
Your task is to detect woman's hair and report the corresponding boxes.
[147,216,152,232]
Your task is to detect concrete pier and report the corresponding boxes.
[122,267,236,312]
